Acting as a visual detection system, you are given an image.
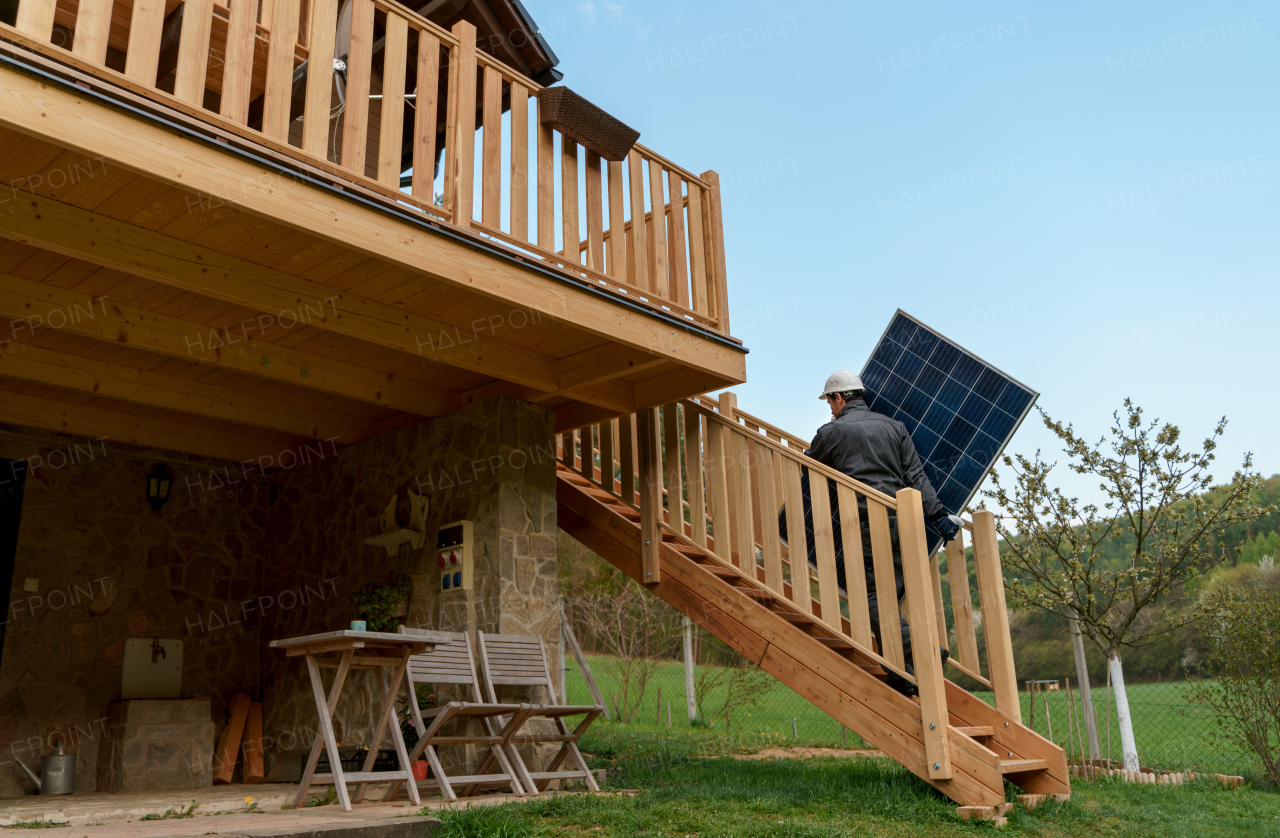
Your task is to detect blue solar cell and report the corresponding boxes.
[952,455,986,488]
[880,372,910,404]
[907,327,939,360]
[975,368,1006,401]
[929,342,961,375]
[965,431,1002,463]
[865,393,885,414]
[950,355,983,388]
[921,401,954,435]
[957,392,992,426]
[892,407,919,433]
[944,415,978,451]
[939,478,967,511]
[862,360,889,392]
[888,315,916,346]
[872,339,903,370]
[902,385,932,418]
[984,407,1017,440]
[996,384,1033,418]
[913,426,940,460]
[894,350,924,383]
[932,438,962,471]
[936,376,968,412]
[924,461,948,491]
[915,363,945,395]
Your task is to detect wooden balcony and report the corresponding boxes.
[0,0,745,461]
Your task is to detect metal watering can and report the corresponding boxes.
[14,735,80,795]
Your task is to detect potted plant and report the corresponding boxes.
[349,575,412,632]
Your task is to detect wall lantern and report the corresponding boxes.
[146,464,172,511]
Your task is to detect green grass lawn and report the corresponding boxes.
[433,726,1280,838]
[564,656,1256,778]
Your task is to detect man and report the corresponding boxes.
[806,369,962,695]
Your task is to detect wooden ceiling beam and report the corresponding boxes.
[0,343,375,443]
[0,270,458,417]
[558,343,668,391]
[0,387,293,462]
[0,195,562,392]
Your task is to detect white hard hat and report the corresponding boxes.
[819,369,864,399]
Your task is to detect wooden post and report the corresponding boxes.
[701,170,730,333]
[682,615,697,723]
[448,21,477,226]
[972,510,1020,723]
[637,407,662,584]
[897,487,952,780]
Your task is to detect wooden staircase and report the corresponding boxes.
[554,394,1070,813]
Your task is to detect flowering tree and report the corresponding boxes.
[986,399,1269,771]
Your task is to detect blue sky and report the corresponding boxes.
[535,1,1276,508]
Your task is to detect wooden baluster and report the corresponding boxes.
[220,0,259,123]
[727,428,756,572]
[637,408,662,584]
[898,487,953,780]
[753,443,784,595]
[15,0,56,41]
[703,414,731,562]
[781,459,812,615]
[685,184,708,315]
[340,0,374,172]
[561,140,579,265]
[481,66,502,227]
[536,110,554,250]
[973,510,1021,723]
[945,531,980,672]
[867,501,905,670]
[73,0,116,63]
[559,431,574,469]
[930,551,949,652]
[661,404,682,534]
[646,159,668,297]
[173,0,214,105]
[575,427,593,481]
[377,14,409,188]
[302,0,340,157]
[124,0,167,84]
[447,20,477,225]
[509,81,529,240]
[627,151,649,290]
[261,0,301,138]
[619,413,637,507]
[835,483,873,647]
[585,152,605,272]
[701,170,730,332]
[666,172,689,307]
[411,30,441,203]
[682,406,706,549]
[599,418,615,495]
[606,160,626,280]
[812,472,852,625]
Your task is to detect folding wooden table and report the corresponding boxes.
[269,629,452,810]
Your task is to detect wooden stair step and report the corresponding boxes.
[606,504,641,519]
[955,726,994,738]
[731,587,775,602]
[581,485,617,500]
[857,664,887,678]
[814,635,854,649]
[697,563,738,578]
[1000,759,1049,774]
[769,611,815,625]
[666,542,705,555]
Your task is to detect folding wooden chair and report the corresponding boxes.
[383,628,530,802]
[476,631,603,793]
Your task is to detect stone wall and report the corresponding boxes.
[0,428,269,798]
[260,396,562,767]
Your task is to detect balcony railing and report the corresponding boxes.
[2,0,731,334]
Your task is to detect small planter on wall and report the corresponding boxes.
[537,87,640,161]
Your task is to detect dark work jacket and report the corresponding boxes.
[806,399,946,519]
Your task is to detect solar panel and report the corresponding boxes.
[859,309,1038,552]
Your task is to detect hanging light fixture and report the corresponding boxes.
[146,464,172,511]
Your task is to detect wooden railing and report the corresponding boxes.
[559,394,1022,779]
[2,0,731,334]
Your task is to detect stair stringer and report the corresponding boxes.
[558,475,1007,808]
[942,682,1070,796]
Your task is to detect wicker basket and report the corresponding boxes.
[537,87,640,161]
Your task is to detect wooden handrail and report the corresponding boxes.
[2,0,730,336]
[559,394,1021,740]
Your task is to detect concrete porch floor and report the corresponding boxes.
[0,782,554,835]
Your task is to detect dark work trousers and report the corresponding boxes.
[779,470,915,674]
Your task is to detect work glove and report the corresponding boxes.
[933,513,964,542]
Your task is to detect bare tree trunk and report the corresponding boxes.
[682,616,697,724]
[1069,615,1100,761]
[1108,650,1140,771]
